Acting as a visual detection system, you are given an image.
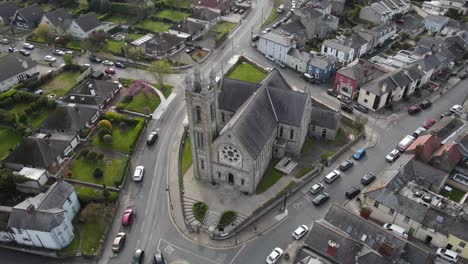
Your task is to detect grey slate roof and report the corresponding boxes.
[322,39,353,52]
[450,218,468,241]
[170,19,205,34]
[38,181,75,211]
[407,160,448,189]
[405,64,424,81]
[43,8,72,29]
[422,208,456,236]
[426,116,464,140]
[190,7,220,21]
[281,18,306,34]
[145,33,186,53]
[0,53,37,83]
[73,12,102,32]
[390,70,412,88]
[287,48,311,62]
[361,74,397,96]
[260,31,296,47]
[16,4,44,24]
[40,106,97,133]
[63,79,120,107]
[310,107,339,130]
[415,54,440,72]
[268,87,308,126]
[425,15,449,25]
[218,78,261,112]
[0,2,19,20]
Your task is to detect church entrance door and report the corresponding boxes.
[228,173,234,184]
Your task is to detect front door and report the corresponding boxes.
[228,173,234,184]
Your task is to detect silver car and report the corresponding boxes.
[133,166,144,182]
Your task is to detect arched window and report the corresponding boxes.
[195,106,202,122]
[279,126,283,137]
[290,129,294,140]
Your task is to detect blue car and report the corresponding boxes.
[353,149,366,160]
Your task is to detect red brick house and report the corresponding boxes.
[406,134,442,163]
[430,144,462,173]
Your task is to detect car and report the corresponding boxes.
[22,43,34,50]
[286,11,293,18]
[90,56,102,63]
[64,50,74,55]
[397,135,416,152]
[361,173,376,185]
[345,186,361,199]
[147,131,158,145]
[395,19,405,24]
[34,89,43,96]
[265,27,272,32]
[112,232,126,252]
[327,89,338,97]
[52,49,65,56]
[19,49,30,56]
[341,103,353,113]
[185,46,195,53]
[266,54,275,62]
[251,34,260,41]
[383,223,408,238]
[44,55,56,62]
[233,8,239,13]
[266,247,283,264]
[353,148,366,160]
[154,253,166,264]
[81,63,91,67]
[0,38,10,44]
[313,192,330,206]
[450,104,463,114]
[339,159,354,171]
[239,9,245,14]
[115,62,126,68]
[272,21,281,28]
[133,166,144,181]
[102,60,114,66]
[122,208,134,226]
[386,149,400,162]
[7,47,16,53]
[408,105,421,115]
[459,71,468,79]
[292,225,309,240]
[412,127,426,138]
[291,7,295,12]
[419,100,432,109]
[436,248,459,263]
[104,68,116,75]
[309,183,324,195]
[324,170,341,184]
[337,94,352,104]
[423,118,436,129]
[353,103,368,113]
[275,60,286,68]
[280,17,288,23]
[237,0,244,3]
[132,249,145,264]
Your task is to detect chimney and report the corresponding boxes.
[26,204,35,215]
[327,240,340,257]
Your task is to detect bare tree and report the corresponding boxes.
[147,59,173,94]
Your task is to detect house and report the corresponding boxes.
[441,20,468,37]
[13,167,48,194]
[308,107,340,140]
[40,105,99,135]
[359,0,410,25]
[5,181,80,250]
[39,8,73,35]
[430,144,462,173]
[0,53,38,93]
[195,0,233,15]
[321,39,355,65]
[414,207,457,248]
[295,3,339,39]
[144,33,186,59]
[68,12,105,39]
[424,15,450,33]
[447,218,468,259]
[307,54,337,83]
[406,134,443,163]
[285,48,311,73]
[356,23,397,51]
[426,116,464,142]
[12,4,45,29]
[330,0,346,14]
[346,33,370,59]
[4,132,79,172]
[62,79,122,111]
[0,2,19,26]
[168,19,206,42]
[188,7,221,28]
[333,60,386,98]
[422,0,468,16]
[257,31,297,63]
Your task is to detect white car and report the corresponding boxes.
[44,55,56,62]
[23,42,34,50]
[386,149,400,162]
[450,104,463,114]
[292,225,308,239]
[310,183,324,195]
[133,166,144,182]
[53,49,65,55]
[436,248,459,263]
[102,60,114,66]
[64,50,74,55]
[266,247,283,264]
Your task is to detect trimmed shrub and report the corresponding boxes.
[78,149,89,159]
[98,127,112,141]
[193,202,208,222]
[103,134,112,144]
[217,210,237,228]
[119,121,128,132]
[122,95,133,104]
[93,168,103,178]
[86,151,98,160]
[98,119,113,130]
[97,153,104,160]
[18,113,28,123]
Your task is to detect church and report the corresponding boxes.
[185,65,313,194]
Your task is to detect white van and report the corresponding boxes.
[277,4,284,13]
[383,223,408,238]
[397,135,415,152]
[324,170,341,184]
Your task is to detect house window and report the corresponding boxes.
[404,216,410,223]
[312,126,316,131]
[289,129,294,140]
[373,201,379,208]
[195,106,202,122]
[241,179,245,185]
[459,242,466,248]
[389,209,395,215]
[456,248,463,254]
[221,112,225,122]
[322,129,327,138]
[200,159,205,170]
[279,127,283,137]
[366,91,370,95]
[364,99,368,103]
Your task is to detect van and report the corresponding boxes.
[382,223,408,238]
[277,4,284,13]
[324,170,341,184]
[397,135,415,152]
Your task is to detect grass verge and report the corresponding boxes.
[256,159,283,194]
[181,136,192,176]
[295,167,312,179]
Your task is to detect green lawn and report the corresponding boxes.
[153,9,191,22]
[30,109,50,128]
[120,92,160,114]
[301,138,316,155]
[104,15,129,24]
[70,157,128,186]
[263,0,283,26]
[40,71,80,96]
[154,84,174,98]
[92,118,144,153]
[256,159,284,194]
[127,33,145,41]
[181,136,192,176]
[135,20,173,33]
[79,203,113,256]
[214,21,237,34]
[295,167,312,179]
[228,62,267,83]
[0,127,21,159]
[75,186,119,204]
[441,186,466,203]
[164,0,192,8]
[106,40,124,54]
[7,103,29,116]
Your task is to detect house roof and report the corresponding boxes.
[414,54,441,72]
[0,53,37,83]
[343,33,368,49]
[408,159,448,189]
[145,32,186,53]
[16,4,44,24]
[309,55,336,69]
[404,64,425,81]
[43,8,73,29]
[406,134,441,154]
[0,2,19,19]
[337,60,383,81]
[431,144,462,170]
[170,19,205,34]
[310,107,340,130]
[322,39,353,53]
[281,18,306,35]
[63,79,120,107]
[218,78,261,112]
[390,70,412,88]
[260,31,296,47]
[190,7,220,21]
[287,48,311,63]
[73,12,102,32]
[426,117,464,141]
[450,218,468,241]
[37,181,75,210]
[360,73,397,96]
[425,15,449,25]
[40,106,97,133]
[422,207,456,236]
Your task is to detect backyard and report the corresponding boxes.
[106,40,124,54]
[119,92,160,114]
[40,71,80,96]
[256,159,284,194]
[0,127,21,159]
[441,186,466,203]
[69,156,128,187]
[153,9,191,22]
[103,14,129,24]
[92,118,144,153]
[78,203,114,256]
[7,102,51,129]
[227,62,267,83]
[135,20,173,33]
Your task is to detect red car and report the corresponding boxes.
[122,208,134,226]
[408,106,421,115]
[105,68,115,75]
[395,19,405,24]
[424,118,436,129]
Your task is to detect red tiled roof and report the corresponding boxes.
[406,135,441,159]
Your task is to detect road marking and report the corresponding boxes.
[229,243,246,264]
[159,238,222,264]
[293,200,303,209]
[164,245,175,255]
[216,253,227,262]
[136,239,140,248]
[140,221,145,233]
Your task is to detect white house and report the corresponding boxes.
[13,167,48,194]
[187,7,221,29]
[5,181,80,250]
[257,31,297,63]
[0,53,38,93]
[39,8,73,35]
[422,0,467,16]
[68,12,106,39]
[321,39,355,65]
[285,48,311,73]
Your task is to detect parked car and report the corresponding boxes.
[292,225,309,240]
[251,34,260,41]
[0,38,10,44]
[185,46,195,53]
[419,100,432,109]
[34,89,43,96]
[280,17,288,23]
[122,208,134,226]
[361,173,376,185]
[23,42,34,50]
[239,9,245,14]
[19,49,30,56]
[272,21,281,28]
[286,11,293,18]
[266,247,283,264]
[337,94,352,104]
[313,192,330,206]
[104,68,116,75]
[383,223,409,239]
[64,50,74,55]
[436,248,459,263]
[353,149,366,160]
[89,56,102,63]
[275,60,286,68]
[341,103,353,113]
[44,55,56,62]
[52,49,65,55]
[327,89,338,97]
[112,232,126,252]
[459,71,468,79]
[133,166,144,182]
[324,170,340,184]
[440,111,454,119]
[233,8,239,13]
[102,60,114,66]
[423,118,436,129]
[353,103,368,113]
[412,127,426,138]
[397,135,415,152]
[7,47,16,53]
[132,249,145,264]
[115,62,126,68]
[408,105,421,115]
[310,183,324,195]
[147,131,158,145]
[450,104,463,114]
[339,159,354,171]
[345,186,361,199]
[154,253,166,264]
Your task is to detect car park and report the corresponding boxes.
[275,60,286,68]
[397,135,415,152]
[115,62,126,68]
[324,170,340,184]
[132,249,145,264]
[104,68,116,75]
[423,118,436,129]
[327,89,338,97]
[133,166,144,182]
[19,49,30,56]
[353,149,366,160]
[341,103,353,113]
[412,127,426,138]
[112,232,126,252]
[386,149,400,162]
[44,55,56,62]
[0,38,9,44]
[337,94,352,104]
[292,225,309,240]
[102,60,114,66]
[313,192,330,206]
[309,183,324,194]
[436,248,459,263]
[122,208,135,226]
[23,42,34,50]
[450,104,463,114]
[154,253,166,264]
[419,100,432,109]
[339,159,354,171]
[407,105,421,115]
[361,173,376,185]
[147,131,158,145]
[345,186,361,199]
[353,103,368,113]
[266,247,283,264]
[52,49,65,55]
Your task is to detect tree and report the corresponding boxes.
[0,168,28,202]
[98,119,113,130]
[148,59,173,94]
[35,24,55,45]
[126,46,144,62]
[82,30,108,53]
[63,54,75,66]
[78,0,89,11]
[93,168,103,178]
[103,134,113,144]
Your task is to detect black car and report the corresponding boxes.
[327,89,338,97]
[132,249,145,264]
[251,34,260,41]
[154,253,166,264]
[353,103,368,113]
[339,159,354,171]
[272,21,281,28]
[89,56,102,63]
[313,192,330,206]
[341,103,353,113]
[19,49,30,56]
[419,100,432,109]
[345,187,361,199]
[115,62,126,68]
[147,131,158,145]
[361,173,376,185]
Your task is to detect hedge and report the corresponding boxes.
[104,111,139,125]
[114,155,130,187]
[193,202,208,222]
[110,2,134,15]
[218,210,237,228]
[97,13,111,20]
[0,89,17,100]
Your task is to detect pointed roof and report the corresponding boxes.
[43,8,72,29]
[16,4,44,24]
[73,12,102,32]
[0,2,19,19]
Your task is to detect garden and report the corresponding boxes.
[117,80,161,114]
[227,61,268,83]
[191,48,209,62]
[441,185,466,203]
[213,21,237,44]
[152,9,191,22]
[135,19,173,33]
[0,127,21,159]
[255,159,284,194]
[39,70,81,96]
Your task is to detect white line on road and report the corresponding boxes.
[159,238,222,264]
[229,243,246,264]
[136,239,140,249]
[140,221,145,233]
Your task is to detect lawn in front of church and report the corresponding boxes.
[227,62,268,83]
[256,159,284,194]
